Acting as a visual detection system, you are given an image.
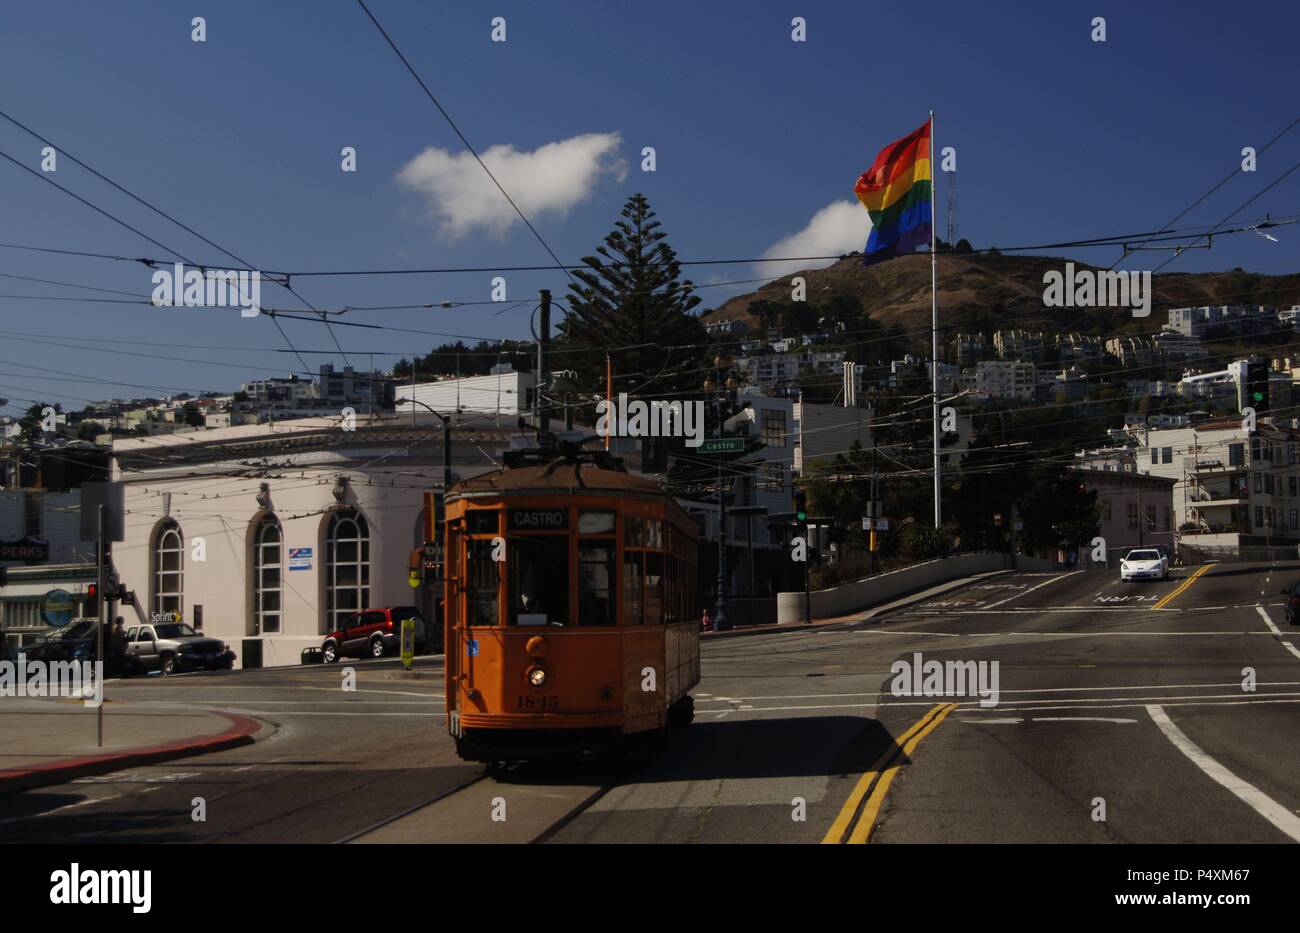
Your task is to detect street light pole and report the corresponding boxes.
[403,398,453,492]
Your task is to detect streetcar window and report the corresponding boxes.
[647,519,664,549]
[644,552,664,623]
[579,510,616,535]
[508,536,568,626]
[625,516,645,547]
[466,510,499,535]
[466,538,501,627]
[665,557,680,624]
[578,542,616,626]
[623,552,643,626]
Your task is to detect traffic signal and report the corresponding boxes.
[85,583,100,617]
[1245,361,1270,413]
[794,490,807,523]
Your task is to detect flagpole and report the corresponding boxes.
[930,110,941,529]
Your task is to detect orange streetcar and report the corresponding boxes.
[443,448,700,762]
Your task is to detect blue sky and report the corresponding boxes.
[2,0,1298,411]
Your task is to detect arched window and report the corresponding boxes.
[253,514,282,634]
[153,519,184,616]
[325,509,369,634]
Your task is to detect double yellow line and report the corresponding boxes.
[1151,563,1213,610]
[822,702,956,844]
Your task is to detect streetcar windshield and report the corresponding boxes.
[508,535,569,626]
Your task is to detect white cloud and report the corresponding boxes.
[755,200,871,280]
[396,132,627,239]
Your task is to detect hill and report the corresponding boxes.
[701,252,1300,351]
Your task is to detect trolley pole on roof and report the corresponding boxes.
[536,289,551,445]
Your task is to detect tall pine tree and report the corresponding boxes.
[559,194,707,402]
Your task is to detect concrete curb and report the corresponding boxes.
[0,711,264,795]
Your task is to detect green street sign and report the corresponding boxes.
[698,438,745,454]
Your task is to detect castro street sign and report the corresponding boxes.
[0,538,49,562]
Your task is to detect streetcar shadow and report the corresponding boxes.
[489,715,907,787]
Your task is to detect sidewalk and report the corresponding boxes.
[701,569,1013,640]
[0,699,264,794]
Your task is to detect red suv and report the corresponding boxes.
[321,606,433,663]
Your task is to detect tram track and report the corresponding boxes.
[529,783,613,843]
[332,772,489,844]
[334,765,615,844]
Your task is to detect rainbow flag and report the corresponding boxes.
[854,119,932,262]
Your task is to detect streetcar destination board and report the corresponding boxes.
[508,508,568,531]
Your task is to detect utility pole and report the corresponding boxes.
[535,289,551,445]
[715,367,731,632]
[96,504,104,748]
[868,445,879,576]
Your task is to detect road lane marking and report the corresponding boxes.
[1151,563,1213,610]
[965,717,1136,724]
[1146,704,1300,843]
[700,696,1300,717]
[220,709,446,717]
[820,705,939,844]
[982,571,1084,609]
[0,794,126,826]
[692,680,1300,703]
[848,703,955,843]
[1254,605,1300,660]
[857,629,1276,637]
[900,604,1270,614]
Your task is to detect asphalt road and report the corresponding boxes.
[3,561,1299,844]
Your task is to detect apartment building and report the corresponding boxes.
[970,360,1037,401]
[993,330,1045,362]
[1056,333,1103,362]
[1076,468,1177,557]
[1141,419,1300,553]
[1165,304,1277,338]
[1105,336,1157,367]
[953,332,987,365]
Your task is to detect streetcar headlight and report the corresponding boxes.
[527,665,547,687]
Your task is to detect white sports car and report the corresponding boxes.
[1120,548,1170,582]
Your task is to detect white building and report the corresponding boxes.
[109,414,516,668]
[1141,418,1300,553]
[397,366,535,419]
[793,399,872,475]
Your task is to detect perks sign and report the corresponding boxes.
[0,538,49,562]
[508,509,567,532]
